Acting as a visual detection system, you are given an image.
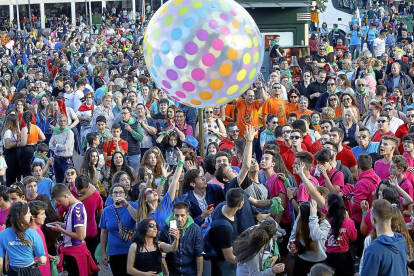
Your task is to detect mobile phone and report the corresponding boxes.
[207,204,214,210]
[170,220,177,229]
[46,223,54,228]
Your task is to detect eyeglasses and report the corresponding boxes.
[383,108,393,112]
[229,129,240,134]
[407,114,414,118]
[205,111,213,114]
[327,83,335,86]
[148,222,158,229]
[66,171,75,176]
[290,135,301,140]
[113,191,125,196]
[290,96,298,99]
[329,98,337,101]
[357,84,365,87]
[342,98,351,102]
[377,119,388,124]
[271,121,278,125]
[145,189,157,197]
[357,134,368,139]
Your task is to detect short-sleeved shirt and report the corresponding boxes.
[62,202,87,247]
[0,206,10,226]
[0,228,45,267]
[297,176,319,202]
[209,204,238,261]
[310,167,345,190]
[102,139,128,166]
[262,97,286,125]
[236,98,260,138]
[37,178,54,199]
[82,191,103,238]
[99,202,138,256]
[336,147,357,169]
[149,192,174,230]
[374,159,391,180]
[265,174,291,224]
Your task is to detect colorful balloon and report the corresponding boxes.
[144,0,264,108]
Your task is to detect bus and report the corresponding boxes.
[318,0,359,34]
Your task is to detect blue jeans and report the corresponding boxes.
[125,154,141,172]
[215,259,236,276]
[54,156,74,183]
[367,40,374,54]
[350,45,359,60]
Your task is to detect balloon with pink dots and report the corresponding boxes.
[144,0,264,108]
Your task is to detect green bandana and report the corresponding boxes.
[35,91,46,99]
[363,72,375,79]
[115,105,122,111]
[342,68,354,73]
[280,68,292,78]
[356,87,370,95]
[270,197,284,216]
[165,214,194,236]
[34,151,48,162]
[53,126,70,135]
[263,128,274,136]
[329,62,339,71]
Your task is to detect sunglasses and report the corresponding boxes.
[290,135,301,140]
[357,84,365,87]
[229,129,240,134]
[205,111,213,114]
[383,108,393,112]
[148,222,158,229]
[290,96,298,99]
[377,119,388,124]
[358,134,367,139]
[66,171,75,176]
[327,83,335,86]
[145,189,157,197]
[342,98,351,102]
[329,98,337,101]
[303,75,311,77]
[272,86,281,89]
[407,114,414,118]
[270,121,278,125]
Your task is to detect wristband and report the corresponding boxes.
[177,160,184,167]
[289,197,296,203]
[160,176,167,186]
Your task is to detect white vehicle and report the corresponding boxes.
[318,0,359,34]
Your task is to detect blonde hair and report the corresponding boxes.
[343,107,358,120]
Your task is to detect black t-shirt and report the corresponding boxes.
[153,113,168,132]
[52,86,65,98]
[397,36,413,44]
[313,54,327,63]
[209,203,238,261]
[398,3,406,12]
[225,178,256,233]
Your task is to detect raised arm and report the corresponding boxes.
[294,162,326,209]
[167,148,185,202]
[237,125,257,185]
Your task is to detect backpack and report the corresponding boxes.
[330,170,355,217]
[201,203,233,260]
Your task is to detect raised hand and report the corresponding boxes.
[161,163,173,178]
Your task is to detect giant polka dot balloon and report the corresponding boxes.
[143,0,264,108]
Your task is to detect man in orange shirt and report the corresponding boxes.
[262,83,287,128]
[236,89,267,138]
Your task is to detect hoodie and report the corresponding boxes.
[353,169,381,223]
[219,137,235,151]
[360,232,408,276]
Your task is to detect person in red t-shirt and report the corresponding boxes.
[329,127,358,181]
[292,120,311,151]
[396,108,414,153]
[102,124,128,166]
[283,129,306,184]
[372,113,395,142]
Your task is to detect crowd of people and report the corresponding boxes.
[1,1,414,276]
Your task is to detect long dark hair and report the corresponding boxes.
[382,187,404,212]
[80,148,99,180]
[6,202,32,245]
[274,153,296,186]
[35,194,60,249]
[295,202,325,252]
[110,151,136,181]
[131,218,159,251]
[233,219,277,263]
[326,194,346,239]
[22,111,33,135]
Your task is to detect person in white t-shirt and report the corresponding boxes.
[373,29,387,59]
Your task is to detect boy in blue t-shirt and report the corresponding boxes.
[31,161,54,199]
[31,142,54,178]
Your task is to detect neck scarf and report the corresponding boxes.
[342,68,354,73]
[165,214,194,236]
[53,126,70,135]
[263,128,274,136]
[280,68,292,78]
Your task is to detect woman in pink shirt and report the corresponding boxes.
[325,194,357,276]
